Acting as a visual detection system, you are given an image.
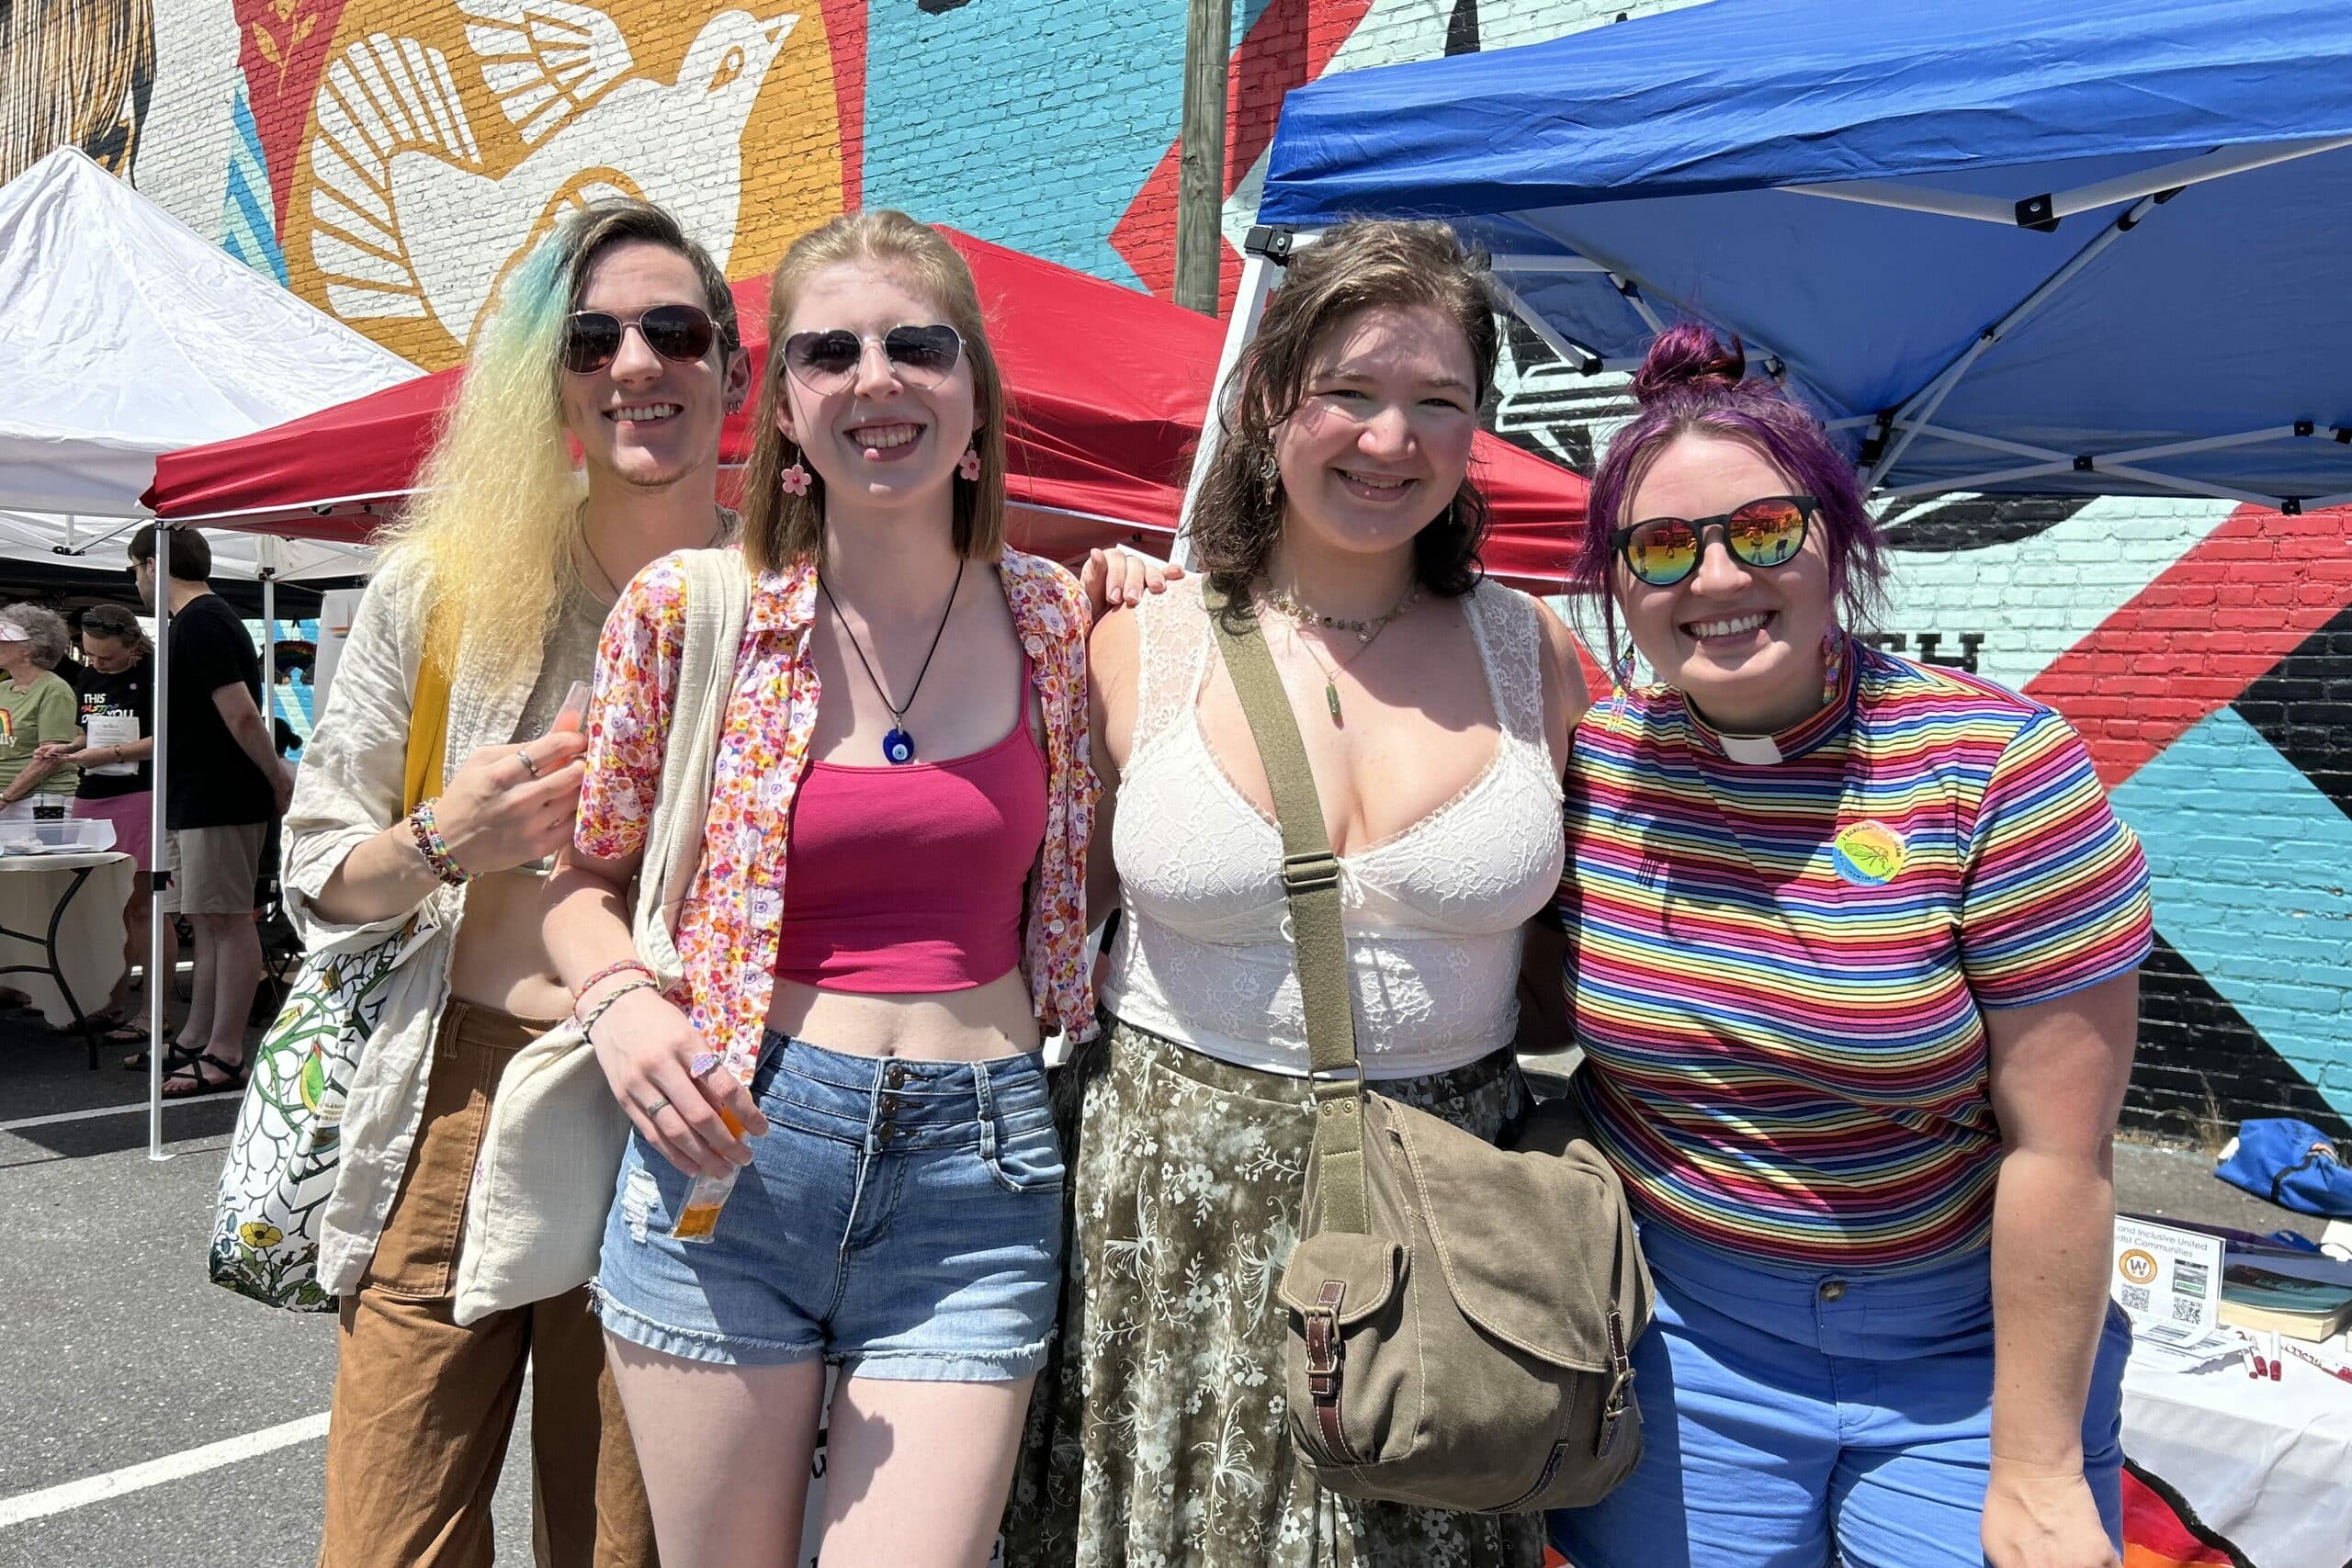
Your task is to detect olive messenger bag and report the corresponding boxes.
[1206,585,1653,1515]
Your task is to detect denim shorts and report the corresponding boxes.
[591,1032,1065,1382]
[1549,1222,2132,1568]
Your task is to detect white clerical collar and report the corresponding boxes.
[1716,732,1785,765]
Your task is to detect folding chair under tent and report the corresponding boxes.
[1206,0,2352,514]
[0,144,417,1145]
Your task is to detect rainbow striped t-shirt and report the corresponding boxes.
[1561,639,2153,1270]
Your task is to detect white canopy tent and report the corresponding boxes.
[0,146,417,1148]
[0,147,416,523]
[0,508,375,583]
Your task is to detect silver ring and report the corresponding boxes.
[517,748,543,780]
[640,1097,671,1119]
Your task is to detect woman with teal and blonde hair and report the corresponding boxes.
[281,197,749,1568]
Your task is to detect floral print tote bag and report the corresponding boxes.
[209,925,420,1309]
[209,635,451,1310]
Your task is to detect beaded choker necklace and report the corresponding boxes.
[1258,581,1423,722]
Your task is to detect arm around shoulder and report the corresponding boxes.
[1082,603,1141,927]
[1087,604,1141,783]
[1530,595,1591,775]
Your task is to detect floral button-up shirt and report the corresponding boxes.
[576,547,1098,1085]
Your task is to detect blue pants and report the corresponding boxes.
[1548,1224,2132,1568]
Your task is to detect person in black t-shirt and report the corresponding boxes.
[130,525,290,1097]
[34,604,172,1055]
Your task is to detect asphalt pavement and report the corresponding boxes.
[0,1015,2318,1567]
[0,1017,532,1568]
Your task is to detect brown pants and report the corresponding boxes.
[320,1001,658,1568]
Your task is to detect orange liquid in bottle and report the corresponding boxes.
[669,1104,744,1243]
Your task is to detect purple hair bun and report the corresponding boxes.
[1628,321,1747,405]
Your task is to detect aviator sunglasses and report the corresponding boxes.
[1611,494,1817,587]
[781,324,964,393]
[560,304,718,374]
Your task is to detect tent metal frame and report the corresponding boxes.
[1195,135,2352,523]
[145,527,172,1160]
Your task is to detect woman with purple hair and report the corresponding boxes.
[1544,325,2152,1568]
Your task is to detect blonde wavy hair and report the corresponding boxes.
[375,200,739,672]
[741,210,1008,576]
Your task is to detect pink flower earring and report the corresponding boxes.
[780,442,811,497]
[957,446,982,482]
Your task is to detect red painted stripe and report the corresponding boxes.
[234,0,357,225]
[2024,502,2352,788]
[819,0,866,210]
[1110,0,1372,307]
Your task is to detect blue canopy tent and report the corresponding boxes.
[1200,0,2352,515]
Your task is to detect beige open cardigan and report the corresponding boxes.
[280,552,552,1295]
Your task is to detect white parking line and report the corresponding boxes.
[0,1412,330,1529]
[0,1099,216,1134]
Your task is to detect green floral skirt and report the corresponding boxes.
[1003,1016,1544,1568]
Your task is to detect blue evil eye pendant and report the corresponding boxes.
[883,728,916,765]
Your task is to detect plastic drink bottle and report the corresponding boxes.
[671,1102,744,1242]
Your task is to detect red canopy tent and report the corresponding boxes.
[145,231,1587,590]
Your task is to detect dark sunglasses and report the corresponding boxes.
[1611,494,1816,587]
[781,324,964,393]
[561,304,718,373]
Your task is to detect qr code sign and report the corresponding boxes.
[2170,1293,2202,1323]
[2120,1284,2152,1314]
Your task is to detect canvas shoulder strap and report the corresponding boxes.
[631,548,749,982]
[1204,584,1370,1235]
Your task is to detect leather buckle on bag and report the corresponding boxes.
[1597,1309,1634,1457]
[1597,1365,1634,1457]
[1305,1280,1361,1462]
[1305,1280,1345,1393]
[1281,850,1341,896]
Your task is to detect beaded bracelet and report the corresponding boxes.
[579,977,661,1043]
[406,799,472,886]
[574,958,656,1008]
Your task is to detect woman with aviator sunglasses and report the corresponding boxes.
[1544,325,2152,1568]
[546,209,1099,1567]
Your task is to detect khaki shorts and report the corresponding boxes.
[164,823,266,914]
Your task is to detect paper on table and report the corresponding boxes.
[2132,1319,2247,1373]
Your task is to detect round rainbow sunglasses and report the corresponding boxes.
[1611,494,1816,587]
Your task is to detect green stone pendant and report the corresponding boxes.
[1326,681,1343,721]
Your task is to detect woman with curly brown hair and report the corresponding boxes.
[1005,219,1587,1567]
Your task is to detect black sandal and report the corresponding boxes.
[161,1051,247,1098]
[123,1038,198,1074]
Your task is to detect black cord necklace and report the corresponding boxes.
[819,558,965,764]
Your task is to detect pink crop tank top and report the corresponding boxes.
[773,661,1048,992]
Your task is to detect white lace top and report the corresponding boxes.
[1101,576,1566,1077]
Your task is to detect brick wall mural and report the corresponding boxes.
[22,0,2347,1137]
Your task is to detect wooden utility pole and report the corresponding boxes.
[1176,0,1231,316]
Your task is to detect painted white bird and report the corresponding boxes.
[303,1,796,347]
